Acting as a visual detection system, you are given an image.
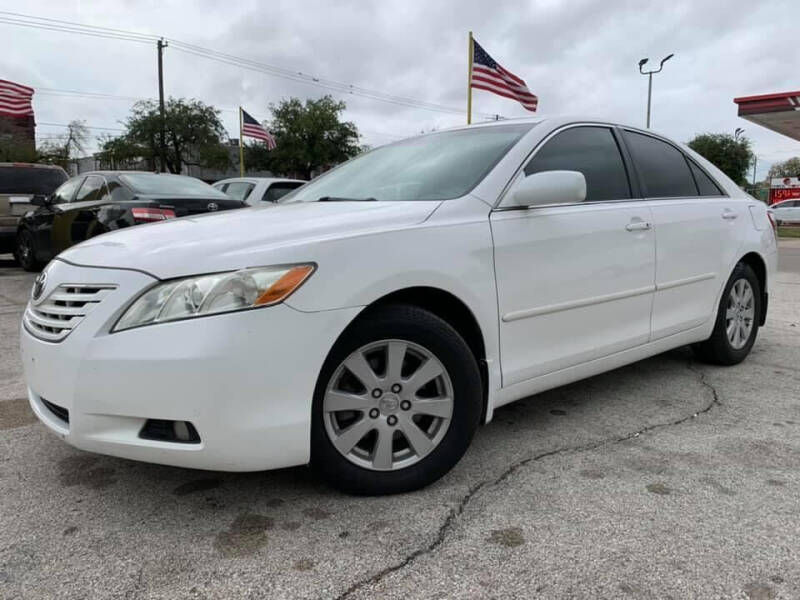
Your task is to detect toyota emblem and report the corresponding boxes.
[207,202,219,212]
[32,270,47,301]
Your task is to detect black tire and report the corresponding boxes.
[692,262,761,366]
[311,304,482,495]
[15,229,41,272]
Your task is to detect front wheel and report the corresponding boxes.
[15,229,40,272]
[692,262,761,365]
[311,304,482,495]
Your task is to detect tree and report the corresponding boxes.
[36,120,89,167]
[99,98,230,173]
[767,157,800,180]
[687,133,754,186]
[245,96,360,179]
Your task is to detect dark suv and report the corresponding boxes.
[0,163,68,258]
[15,171,246,271]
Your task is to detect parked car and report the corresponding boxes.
[15,171,245,271]
[20,118,777,495]
[768,199,800,225]
[213,177,306,205]
[0,163,68,258]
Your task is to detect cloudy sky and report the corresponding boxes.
[1,0,798,179]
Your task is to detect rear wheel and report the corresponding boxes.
[692,262,760,365]
[311,304,482,495]
[15,229,40,272]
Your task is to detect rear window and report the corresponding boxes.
[265,181,304,202]
[119,173,228,197]
[0,166,68,195]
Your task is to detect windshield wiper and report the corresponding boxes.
[317,196,377,202]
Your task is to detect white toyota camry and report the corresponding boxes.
[20,117,778,494]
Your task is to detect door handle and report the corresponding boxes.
[722,209,738,220]
[625,221,652,232]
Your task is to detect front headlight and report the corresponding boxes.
[113,264,315,332]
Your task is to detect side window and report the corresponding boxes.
[51,177,83,204]
[624,131,698,198]
[263,182,304,202]
[213,183,228,193]
[223,182,255,201]
[74,176,107,202]
[524,126,631,202]
[687,160,724,196]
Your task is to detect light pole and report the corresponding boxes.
[735,127,745,141]
[638,54,674,129]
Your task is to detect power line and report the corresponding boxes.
[0,10,500,119]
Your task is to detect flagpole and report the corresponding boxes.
[238,107,245,177]
[467,31,474,125]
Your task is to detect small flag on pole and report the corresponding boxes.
[240,108,276,150]
[0,79,34,118]
[469,37,538,113]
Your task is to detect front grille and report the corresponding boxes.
[41,398,69,424]
[24,283,116,342]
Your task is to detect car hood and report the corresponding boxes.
[58,200,441,279]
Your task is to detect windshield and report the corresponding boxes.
[0,166,67,195]
[120,173,228,197]
[285,123,534,202]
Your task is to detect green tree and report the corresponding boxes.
[688,133,754,186]
[767,157,800,180]
[36,120,90,167]
[99,98,230,173]
[245,96,360,179]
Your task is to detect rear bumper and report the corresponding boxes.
[0,226,15,252]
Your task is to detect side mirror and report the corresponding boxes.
[30,194,49,206]
[510,170,587,207]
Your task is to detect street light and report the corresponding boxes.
[735,127,745,141]
[638,53,674,128]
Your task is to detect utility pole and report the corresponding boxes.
[752,156,758,187]
[638,54,674,129]
[157,38,168,173]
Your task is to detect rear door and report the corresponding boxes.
[622,130,746,339]
[491,125,656,385]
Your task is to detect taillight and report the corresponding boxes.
[767,211,778,239]
[131,207,176,223]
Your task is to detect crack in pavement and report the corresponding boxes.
[334,360,723,600]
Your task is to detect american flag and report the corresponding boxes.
[0,79,34,118]
[471,40,538,112]
[241,108,276,150]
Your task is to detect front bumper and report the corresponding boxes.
[20,259,360,471]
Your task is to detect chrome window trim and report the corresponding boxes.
[493,121,731,213]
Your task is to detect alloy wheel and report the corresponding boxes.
[323,339,454,472]
[725,278,755,350]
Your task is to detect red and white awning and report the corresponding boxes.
[734,90,800,141]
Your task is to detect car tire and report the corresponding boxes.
[15,229,41,272]
[692,262,761,366]
[311,303,482,495]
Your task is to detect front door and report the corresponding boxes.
[491,125,656,387]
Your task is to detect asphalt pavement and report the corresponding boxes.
[0,241,798,599]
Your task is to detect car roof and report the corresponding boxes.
[0,162,67,172]
[214,177,306,185]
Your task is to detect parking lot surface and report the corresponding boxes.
[1,242,799,599]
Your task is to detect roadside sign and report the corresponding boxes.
[769,177,800,205]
